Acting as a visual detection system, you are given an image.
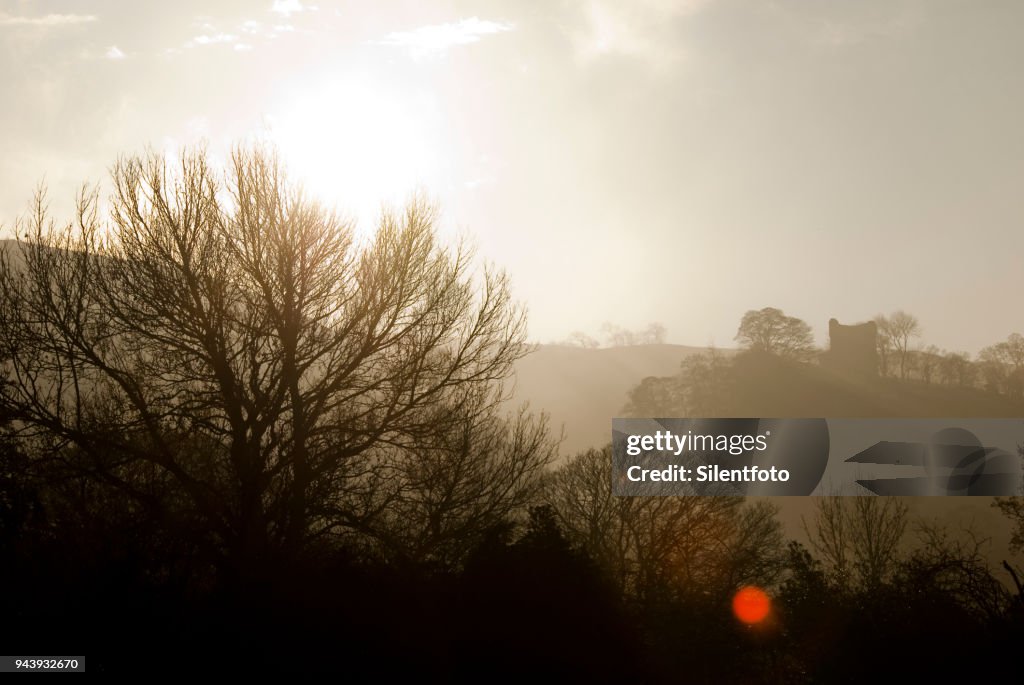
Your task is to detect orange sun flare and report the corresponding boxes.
[732,586,771,624]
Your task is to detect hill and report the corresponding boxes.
[511,343,715,455]
[510,345,1024,562]
[513,345,1024,455]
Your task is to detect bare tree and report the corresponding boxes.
[995,497,1024,554]
[802,496,908,591]
[545,446,785,602]
[601,322,636,347]
[734,307,815,361]
[874,319,891,377]
[993,443,1024,608]
[875,311,921,380]
[0,145,545,585]
[639,322,667,345]
[915,344,941,384]
[993,441,1024,561]
[348,404,558,567]
[848,496,909,589]
[939,351,975,387]
[802,497,852,589]
[560,331,600,348]
[978,344,1010,394]
[904,521,1011,622]
[599,322,667,347]
[978,333,1024,397]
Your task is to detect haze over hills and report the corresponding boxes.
[512,342,1024,455]
[511,343,715,456]
[511,342,1024,565]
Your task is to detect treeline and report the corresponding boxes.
[556,321,668,348]
[726,306,1024,395]
[874,311,1023,390]
[565,306,1024,397]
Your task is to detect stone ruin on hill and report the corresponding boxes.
[822,318,878,379]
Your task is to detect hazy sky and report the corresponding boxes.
[2,0,1022,354]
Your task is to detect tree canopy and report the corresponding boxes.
[734,307,815,361]
[0,145,554,583]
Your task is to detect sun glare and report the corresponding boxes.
[732,586,771,625]
[269,75,448,235]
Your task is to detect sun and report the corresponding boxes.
[268,73,449,235]
[732,585,771,625]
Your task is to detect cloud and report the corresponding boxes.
[569,0,711,68]
[375,17,513,57]
[105,46,126,60]
[271,0,304,17]
[190,17,293,52]
[188,32,239,47]
[0,12,97,27]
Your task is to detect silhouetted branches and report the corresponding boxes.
[0,144,541,586]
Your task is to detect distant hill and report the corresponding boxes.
[510,343,716,455]
[719,350,1024,417]
[513,345,1024,456]
[510,345,1024,563]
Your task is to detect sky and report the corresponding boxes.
[1,0,1023,354]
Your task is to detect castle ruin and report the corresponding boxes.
[822,318,878,379]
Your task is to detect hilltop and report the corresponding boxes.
[513,344,1024,455]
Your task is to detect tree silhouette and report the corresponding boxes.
[0,145,544,589]
[978,333,1024,397]
[347,403,557,568]
[939,350,975,387]
[600,321,667,346]
[902,522,1011,622]
[734,307,815,361]
[545,446,785,603]
[801,495,908,592]
[875,311,921,380]
[915,344,942,384]
[622,375,685,417]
